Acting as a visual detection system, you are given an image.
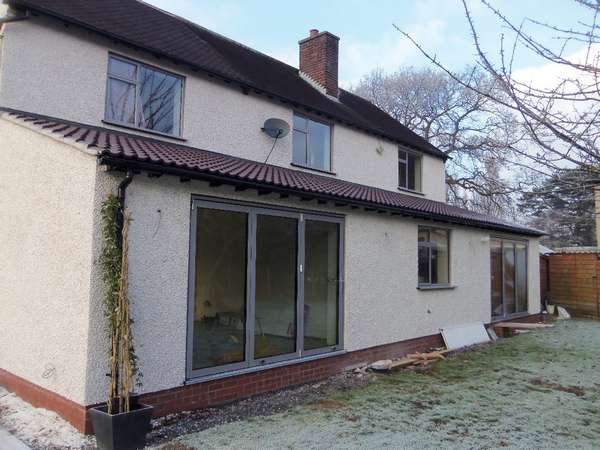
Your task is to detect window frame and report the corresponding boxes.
[398,147,423,193]
[104,53,185,138]
[292,113,333,173]
[186,196,345,381]
[417,226,451,288]
[490,236,529,321]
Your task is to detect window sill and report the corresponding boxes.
[398,186,425,196]
[417,284,456,291]
[102,119,187,142]
[291,163,337,176]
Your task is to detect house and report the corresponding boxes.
[0,0,542,434]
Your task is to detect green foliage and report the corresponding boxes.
[519,167,596,247]
[100,195,121,334]
[100,194,141,413]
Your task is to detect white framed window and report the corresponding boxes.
[418,227,450,286]
[105,54,184,137]
[399,148,422,192]
[292,114,332,172]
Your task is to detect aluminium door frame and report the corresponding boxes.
[186,196,345,380]
[186,199,253,379]
[490,237,529,322]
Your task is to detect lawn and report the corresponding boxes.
[156,319,600,450]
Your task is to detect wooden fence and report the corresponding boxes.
[546,251,600,319]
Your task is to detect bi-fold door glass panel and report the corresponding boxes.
[490,239,528,320]
[304,220,340,351]
[490,239,503,317]
[254,214,298,360]
[192,208,248,371]
[188,200,343,378]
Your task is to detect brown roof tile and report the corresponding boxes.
[4,110,542,236]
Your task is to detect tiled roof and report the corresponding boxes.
[7,0,446,160]
[3,110,543,236]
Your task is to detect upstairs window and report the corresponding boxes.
[293,114,332,172]
[418,227,450,286]
[106,55,183,136]
[399,149,422,192]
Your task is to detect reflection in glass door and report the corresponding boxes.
[188,199,344,379]
[490,240,503,317]
[254,214,298,360]
[304,220,340,351]
[192,208,248,371]
[490,238,528,320]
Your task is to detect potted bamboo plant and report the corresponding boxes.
[90,195,153,450]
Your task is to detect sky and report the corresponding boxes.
[144,0,589,87]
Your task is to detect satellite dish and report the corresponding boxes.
[262,118,290,139]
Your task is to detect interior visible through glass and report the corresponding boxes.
[407,152,421,191]
[292,114,331,171]
[490,239,503,317]
[430,228,449,284]
[503,243,516,315]
[304,220,339,351]
[254,215,298,359]
[515,243,528,313]
[418,229,430,284]
[491,239,527,319]
[192,208,247,370]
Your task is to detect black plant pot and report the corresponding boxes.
[89,400,154,450]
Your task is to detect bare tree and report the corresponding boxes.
[353,66,530,216]
[395,0,600,178]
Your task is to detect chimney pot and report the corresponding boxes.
[299,30,340,97]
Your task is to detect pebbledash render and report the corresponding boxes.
[0,0,542,434]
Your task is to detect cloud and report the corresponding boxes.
[513,44,600,91]
[339,19,447,87]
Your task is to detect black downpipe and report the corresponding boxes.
[117,171,134,247]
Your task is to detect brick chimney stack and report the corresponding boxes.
[299,29,340,97]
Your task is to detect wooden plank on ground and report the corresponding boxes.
[493,322,554,329]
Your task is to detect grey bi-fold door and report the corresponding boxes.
[186,198,343,379]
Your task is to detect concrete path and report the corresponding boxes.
[0,425,31,450]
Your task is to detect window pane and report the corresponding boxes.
[106,78,135,124]
[307,120,331,171]
[108,57,137,80]
[192,208,247,370]
[398,149,407,161]
[418,229,430,284]
[503,243,516,315]
[413,154,422,191]
[407,153,421,191]
[515,243,528,313]
[491,240,503,318]
[138,65,182,135]
[430,229,449,284]
[255,215,298,359]
[292,129,307,165]
[399,161,407,188]
[293,114,308,132]
[304,220,339,351]
[418,245,430,284]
